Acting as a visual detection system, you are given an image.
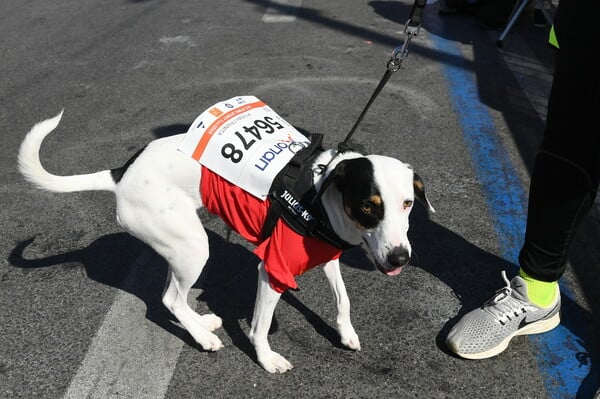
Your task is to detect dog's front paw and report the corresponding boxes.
[339,326,361,351]
[198,313,222,331]
[257,350,294,373]
[196,331,224,352]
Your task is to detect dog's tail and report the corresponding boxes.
[18,110,116,193]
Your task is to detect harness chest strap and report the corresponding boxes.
[260,134,354,250]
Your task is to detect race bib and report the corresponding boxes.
[178,96,311,199]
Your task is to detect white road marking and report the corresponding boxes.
[159,35,197,47]
[63,250,198,399]
[262,0,302,23]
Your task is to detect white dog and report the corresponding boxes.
[18,106,434,373]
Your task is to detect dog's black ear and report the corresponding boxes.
[313,158,357,206]
[414,172,435,213]
[327,158,372,191]
[315,158,372,204]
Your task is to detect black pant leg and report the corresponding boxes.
[518,0,600,282]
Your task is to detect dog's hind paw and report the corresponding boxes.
[340,328,361,351]
[258,350,294,374]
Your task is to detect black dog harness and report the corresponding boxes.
[260,134,354,250]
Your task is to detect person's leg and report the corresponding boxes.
[447,0,600,359]
[518,3,600,305]
[518,151,598,306]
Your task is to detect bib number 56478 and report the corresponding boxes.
[220,116,284,163]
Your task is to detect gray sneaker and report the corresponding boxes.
[446,270,561,359]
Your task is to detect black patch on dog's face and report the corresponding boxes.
[332,158,384,229]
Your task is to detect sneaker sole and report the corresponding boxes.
[452,312,561,360]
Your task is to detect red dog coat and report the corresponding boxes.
[200,166,342,293]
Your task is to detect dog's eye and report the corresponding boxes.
[360,203,373,214]
[403,200,413,209]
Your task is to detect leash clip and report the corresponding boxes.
[388,33,413,71]
[387,18,420,71]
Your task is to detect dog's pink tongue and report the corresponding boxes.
[385,266,403,276]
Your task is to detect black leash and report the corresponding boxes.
[338,0,428,153]
[261,0,430,241]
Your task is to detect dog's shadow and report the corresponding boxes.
[7,207,504,359]
[7,222,372,362]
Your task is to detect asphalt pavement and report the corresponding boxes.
[1,0,598,398]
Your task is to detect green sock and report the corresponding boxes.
[518,268,558,308]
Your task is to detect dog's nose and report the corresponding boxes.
[386,247,410,267]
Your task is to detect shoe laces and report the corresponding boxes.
[481,271,534,325]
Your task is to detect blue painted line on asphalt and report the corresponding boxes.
[429,34,593,398]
